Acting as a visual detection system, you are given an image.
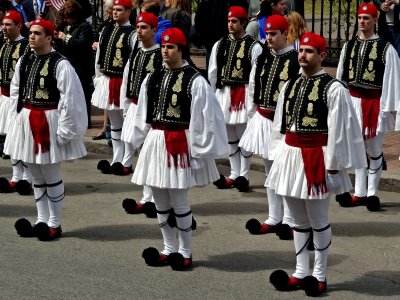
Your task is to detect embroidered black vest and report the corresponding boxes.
[19,52,65,108]
[98,24,135,77]
[343,38,389,88]
[126,47,162,99]
[254,48,299,109]
[146,65,201,125]
[0,38,29,87]
[281,73,336,134]
[216,35,257,87]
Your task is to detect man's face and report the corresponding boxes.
[298,45,323,70]
[29,25,51,50]
[2,19,21,40]
[161,43,181,67]
[136,22,155,42]
[266,29,287,50]
[272,0,287,16]
[113,5,130,23]
[357,14,376,34]
[228,17,244,36]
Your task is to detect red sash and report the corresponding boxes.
[349,86,381,140]
[256,106,275,121]
[108,77,123,107]
[131,97,138,105]
[24,103,58,154]
[229,85,246,112]
[285,132,328,196]
[1,86,10,97]
[151,123,190,169]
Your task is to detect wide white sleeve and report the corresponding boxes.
[56,60,88,140]
[208,41,220,92]
[121,59,130,115]
[189,76,228,158]
[94,40,102,78]
[268,81,287,160]
[325,82,367,170]
[381,45,400,112]
[130,74,151,149]
[246,62,257,118]
[251,42,263,65]
[9,58,22,115]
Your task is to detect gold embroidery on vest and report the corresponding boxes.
[237,41,245,59]
[280,60,289,80]
[12,43,21,59]
[146,53,155,72]
[40,59,49,76]
[172,72,183,93]
[368,61,373,71]
[369,42,377,60]
[362,69,375,81]
[307,103,313,115]
[308,79,320,101]
[302,116,318,127]
[116,33,124,48]
[36,88,49,99]
[113,49,123,67]
[166,98,181,118]
[261,68,265,77]
[273,90,279,102]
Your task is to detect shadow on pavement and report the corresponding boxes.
[332,222,400,237]
[0,204,36,217]
[192,201,267,216]
[65,182,138,195]
[329,271,400,296]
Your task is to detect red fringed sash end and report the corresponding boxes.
[229,85,246,112]
[164,130,190,169]
[285,132,328,196]
[108,77,123,107]
[29,109,51,154]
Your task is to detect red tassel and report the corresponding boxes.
[361,98,380,139]
[164,130,190,169]
[301,147,327,196]
[29,109,50,154]
[108,77,123,107]
[229,85,246,112]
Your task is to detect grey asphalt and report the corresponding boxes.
[1,151,400,300]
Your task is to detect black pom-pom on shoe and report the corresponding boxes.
[16,180,32,195]
[142,247,169,266]
[245,218,262,234]
[122,198,140,214]
[110,162,124,175]
[234,176,249,192]
[142,202,157,218]
[0,177,11,193]
[366,195,380,212]
[15,218,34,237]
[168,252,192,271]
[97,160,111,174]
[269,270,290,291]
[213,174,227,189]
[303,276,327,297]
[336,192,352,206]
[275,224,293,240]
[33,222,50,241]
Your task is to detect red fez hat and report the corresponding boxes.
[300,32,327,52]
[264,15,289,32]
[4,10,23,25]
[30,18,55,36]
[161,27,187,46]
[357,3,378,17]
[228,6,248,19]
[113,0,133,8]
[136,12,158,28]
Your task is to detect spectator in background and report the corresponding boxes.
[141,0,172,44]
[160,0,191,40]
[287,10,307,50]
[376,0,400,56]
[92,0,113,141]
[55,0,94,128]
[246,0,286,42]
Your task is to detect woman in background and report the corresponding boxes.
[287,11,308,50]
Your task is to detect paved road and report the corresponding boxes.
[1,153,400,299]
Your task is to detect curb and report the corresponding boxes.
[83,139,400,194]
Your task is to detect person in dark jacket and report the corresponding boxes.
[55,0,95,128]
